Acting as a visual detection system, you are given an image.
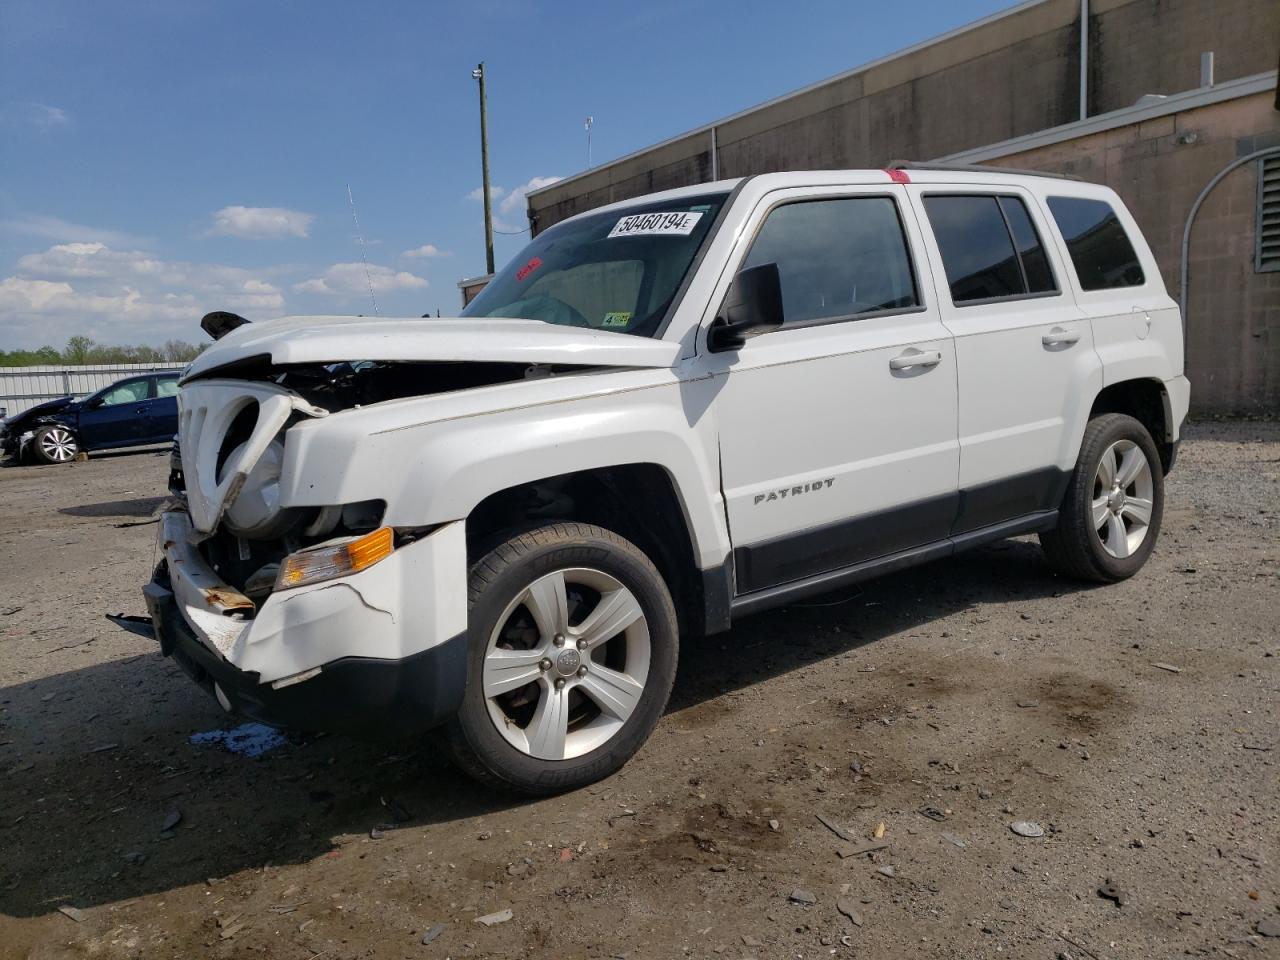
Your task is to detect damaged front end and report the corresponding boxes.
[128,362,474,736]
[119,314,679,735]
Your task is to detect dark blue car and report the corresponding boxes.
[0,372,180,465]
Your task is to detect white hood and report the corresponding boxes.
[183,315,680,381]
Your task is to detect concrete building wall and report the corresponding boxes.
[528,0,1278,233]
[1088,0,1279,115]
[983,92,1280,415]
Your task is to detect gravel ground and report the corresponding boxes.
[0,422,1277,960]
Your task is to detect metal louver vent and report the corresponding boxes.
[1258,155,1280,273]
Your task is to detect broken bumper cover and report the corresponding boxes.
[147,509,470,736]
[148,581,466,736]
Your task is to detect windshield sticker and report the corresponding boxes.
[516,256,543,282]
[607,210,703,239]
[601,311,631,328]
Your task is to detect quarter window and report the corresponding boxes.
[923,195,1057,304]
[1046,196,1145,290]
[740,197,919,325]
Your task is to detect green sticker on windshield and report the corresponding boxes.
[602,311,631,328]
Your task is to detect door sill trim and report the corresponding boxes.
[729,510,1057,618]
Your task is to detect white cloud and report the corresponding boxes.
[1,214,150,248]
[209,205,314,239]
[402,244,449,259]
[1,242,287,346]
[0,102,70,131]
[293,262,428,298]
[466,185,506,202]
[498,175,562,216]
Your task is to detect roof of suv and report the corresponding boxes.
[551,165,1104,227]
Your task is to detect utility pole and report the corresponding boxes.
[585,116,594,169]
[472,62,495,275]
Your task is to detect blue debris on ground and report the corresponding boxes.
[189,722,288,757]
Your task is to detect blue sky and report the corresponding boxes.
[1,0,1011,349]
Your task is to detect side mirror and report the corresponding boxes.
[201,310,250,341]
[85,396,105,409]
[708,262,784,351]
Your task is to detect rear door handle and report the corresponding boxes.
[1042,327,1080,347]
[889,349,942,371]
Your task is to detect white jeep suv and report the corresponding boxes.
[135,166,1189,794]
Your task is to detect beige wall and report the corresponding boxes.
[989,93,1280,415]
[528,0,1278,232]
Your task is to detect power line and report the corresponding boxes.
[346,183,378,316]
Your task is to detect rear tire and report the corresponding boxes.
[32,424,79,465]
[1040,413,1163,582]
[446,522,679,795]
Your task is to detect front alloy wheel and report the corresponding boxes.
[33,425,78,464]
[483,568,650,761]
[447,522,678,795]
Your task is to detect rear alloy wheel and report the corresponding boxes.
[1040,413,1164,582]
[447,522,678,795]
[32,424,79,465]
[1091,437,1155,560]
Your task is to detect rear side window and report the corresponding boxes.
[923,195,1057,304]
[1046,196,1145,290]
[740,196,919,326]
[155,376,179,398]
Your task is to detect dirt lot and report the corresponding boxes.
[0,423,1277,960]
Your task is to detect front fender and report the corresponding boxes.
[278,376,730,569]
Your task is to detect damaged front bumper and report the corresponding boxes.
[140,509,469,737]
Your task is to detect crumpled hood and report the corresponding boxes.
[182,315,681,382]
[5,395,76,429]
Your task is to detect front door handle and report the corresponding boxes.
[889,349,942,371]
[1042,327,1081,347]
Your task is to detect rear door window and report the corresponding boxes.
[155,376,179,398]
[923,194,1057,304]
[740,196,920,326]
[1046,196,1145,290]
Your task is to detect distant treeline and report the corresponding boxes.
[0,336,203,367]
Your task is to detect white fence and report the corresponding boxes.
[0,363,184,419]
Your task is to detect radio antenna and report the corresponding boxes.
[346,183,378,316]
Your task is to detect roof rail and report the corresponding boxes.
[887,160,1085,182]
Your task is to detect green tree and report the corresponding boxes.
[62,335,96,364]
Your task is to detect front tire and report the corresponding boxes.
[32,424,79,465]
[1040,413,1164,582]
[446,522,679,795]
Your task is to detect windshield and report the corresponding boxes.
[463,192,728,338]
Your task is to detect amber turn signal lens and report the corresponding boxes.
[276,527,394,591]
